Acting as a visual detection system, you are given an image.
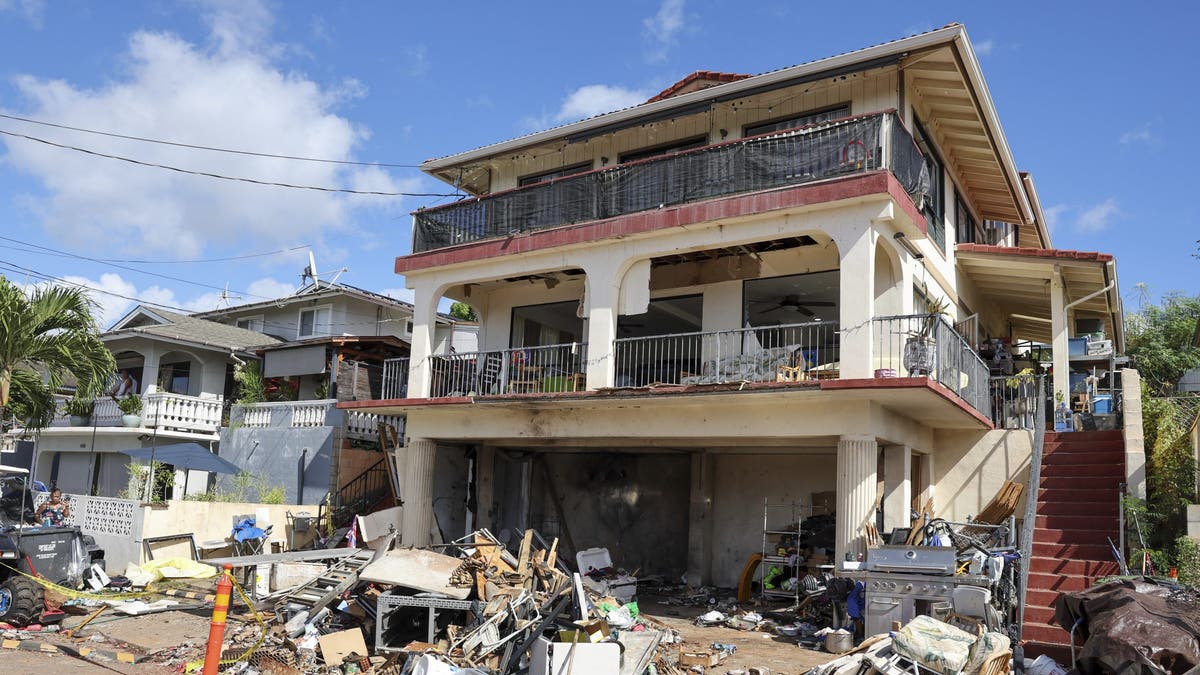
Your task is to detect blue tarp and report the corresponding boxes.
[119,443,241,475]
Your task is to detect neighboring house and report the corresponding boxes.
[344,23,1137,603]
[12,306,277,497]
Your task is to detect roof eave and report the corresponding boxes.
[419,25,968,176]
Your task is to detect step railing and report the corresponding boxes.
[1016,375,1048,642]
[324,456,394,528]
[612,321,839,387]
[989,374,1042,430]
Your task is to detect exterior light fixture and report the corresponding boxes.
[893,232,925,260]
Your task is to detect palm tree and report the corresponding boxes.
[0,277,116,432]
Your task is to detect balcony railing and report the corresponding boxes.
[413,111,929,252]
[613,321,840,387]
[346,410,405,441]
[47,392,223,435]
[429,343,589,397]
[382,357,410,400]
[873,314,992,418]
[233,400,339,428]
[989,374,1046,430]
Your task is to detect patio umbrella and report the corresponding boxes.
[119,443,241,475]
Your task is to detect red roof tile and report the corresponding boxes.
[955,244,1114,263]
[646,71,753,103]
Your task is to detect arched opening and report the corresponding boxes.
[873,239,901,317]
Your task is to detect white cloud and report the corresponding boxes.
[555,85,651,123]
[642,0,686,63]
[1,1,407,259]
[1119,124,1154,145]
[0,0,45,28]
[404,45,429,77]
[974,39,995,56]
[1044,203,1069,231]
[1076,198,1120,232]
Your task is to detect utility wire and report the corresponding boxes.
[0,239,310,265]
[0,235,273,299]
[0,129,461,197]
[0,112,424,168]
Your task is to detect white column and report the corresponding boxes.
[400,438,437,547]
[584,277,620,390]
[406,284,441,399]
[838,224,875,378]
[882,445,912,532]
[1050,268,1069,404]
[835,435,878,565]
[686,451,715,587]
[141,347,161,396]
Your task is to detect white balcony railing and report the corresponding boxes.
[346,410,405,441]
[46,392,222,435]
[232,400,338,429]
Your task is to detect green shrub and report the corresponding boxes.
[63,397,94,417]
[117,394,142,415]
[1177,536,1200,586]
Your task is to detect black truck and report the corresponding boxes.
[0,471,104,625]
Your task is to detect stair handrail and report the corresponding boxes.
[328,456,393,528]
[1016,375,1048,643]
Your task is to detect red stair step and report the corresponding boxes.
[1027,572,1096,593]
[1025,588,1064,610]
[1040,463,1126,478]
[1035,514,1119,531]
[1041,450,1124,465]
[1043,440,1125,454]
[1022,621,1073,645]
[1033,527,1116,546]
[1032,542,1114,560]
[1038,487,1119,503]
[1028,556,1120,576]
[1024,606,1058,626]
[1040,476,1125,491]
[1023,641,1073,663]
[1036,501,1118,517]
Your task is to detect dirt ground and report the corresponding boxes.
[0,593,837,674]
[640,596,837,674]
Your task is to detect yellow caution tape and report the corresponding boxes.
[185,571,267,671]
[0,562,163,601]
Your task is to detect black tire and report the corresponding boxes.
[0,575,40,626]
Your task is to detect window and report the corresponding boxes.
[955,194,980,245]
[912,118,945,251]
[298,305,332,338]
[403,319,413,336]
[742,104,850,137]
[619,136,708,164]
[510,301,584,348]
[235,315,265,332]
[518,162,594,187]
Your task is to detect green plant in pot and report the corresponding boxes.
[63,396,94,426]
[903,297,949,376]
[117,394,142,428]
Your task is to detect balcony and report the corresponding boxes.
[872,315,993,418]
[46,392,223,435]
[232,399,404,442]
[426,343,589,397]
[412,111,928,253]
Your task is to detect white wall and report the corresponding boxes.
[932,429,1034,523]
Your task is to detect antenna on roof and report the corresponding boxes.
[300,249,348,289]
[215,282,243,309]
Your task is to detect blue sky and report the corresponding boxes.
[0,0,1194,327]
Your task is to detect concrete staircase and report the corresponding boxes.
[1023,430,1124,660]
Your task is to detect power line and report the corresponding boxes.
[0,129,461,197]
[0,240,311,265]
[0,235,273,299]
[0,112,424,168]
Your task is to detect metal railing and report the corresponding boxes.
[873,314,992,417]
[429,343,589,397]
[413,111,928,252]
[612,321,839,387]
[989,374,1046,430]
[325,456,394,529]
[382,357,410,400]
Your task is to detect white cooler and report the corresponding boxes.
[575,547,638,603]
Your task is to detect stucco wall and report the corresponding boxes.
[218,425,336,504]
[140,500,305,564]
[709,451,837,587]
[932,429,1034,523]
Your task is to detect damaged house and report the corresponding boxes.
[342,25,1138,655]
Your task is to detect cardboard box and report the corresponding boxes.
[679,650,722,667]
[317,628,368,666]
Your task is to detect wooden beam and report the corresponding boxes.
[913,77,968,92]
[904,60,961,74]
[920,95,976,108]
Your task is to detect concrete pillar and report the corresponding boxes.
[400,438,437,547]
[838,224,875,378]
[686,452,715,587]
[1050,268,1069,404]
[1121,369,1146,499]
[882,445,912,532]
[141,346,161,396]
[475,446,496,530]
[406,284,441,399]
[835,435,878,564]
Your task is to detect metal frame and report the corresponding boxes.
[375,593,485,653]
[142,533,198,562]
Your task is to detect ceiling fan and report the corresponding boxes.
[754,295,835,318]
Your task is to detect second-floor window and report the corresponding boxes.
[913,118,945,252]
[298,305,332,339]
[955,195,980,245]
[518,162,594,187]
[235,315,265,332]
[619,136,708,164]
